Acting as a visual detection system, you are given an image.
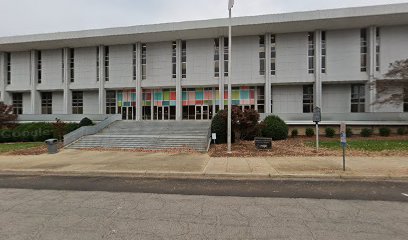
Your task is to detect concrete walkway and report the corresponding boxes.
[0,149,407,180]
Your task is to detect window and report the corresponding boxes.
[172,41,177,78]
[104,46,109,81]
[6,53,11,85]
[41,92,52,114]
[321,31,326,73]
[351,84,365,113]
[62,49,65,82]
[403,88,408,112]
[69,48,75,82]
[214,38,220,77]
[303,85,314,113]
[360,29,368,72]
[141,43,146,80]
[96,47,100,81]
[37,51,42,83]
[376,27,380,72]
[181,41,187,78]
[132,44,137,80]
[12,93,23,115]
[308,32,315,74]
[224,38,229,77]
[271,34,276,75]
[257,86,265,113]
[270,86,273,112]
[72,91,83,114]
[259,35,266,75]
[106,90,116,114]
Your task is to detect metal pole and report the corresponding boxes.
[315,123,319,152]
[227,9,232,153]
[343,145,346,171]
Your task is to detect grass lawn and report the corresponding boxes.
[305,140,408,152]
[0,142,43,153]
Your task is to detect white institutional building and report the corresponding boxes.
[0,3,407,125]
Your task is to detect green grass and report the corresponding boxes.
[0,142,43,153]
[305,140,408,152]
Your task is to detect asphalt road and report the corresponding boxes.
[0,175,407,202]
[0,188,407,239]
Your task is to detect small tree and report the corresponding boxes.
[0,102,17,129]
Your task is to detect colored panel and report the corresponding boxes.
[182,100,188,106]
[118,101,122,107]
[117,92,123,102]
[250,99,255,105]
[196,91,204,100]
[232,100,240,105]
[182,92,188,101]
[132,102,136,107]
[124,102,131,107]
[170,101,176,106]
[188,99,195,105]
[131,93,136,102]
[241,90,249,100]
[250,89,255,99]
[188,92,196,101]
[232,90,240,100]
[163,91,170,101]
[196,100,203,105]
[170,92,176,100]
[154,92,163,101]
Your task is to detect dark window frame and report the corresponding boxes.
[303,85,314,113]
[72,91,83,114]
[41,92,52,114]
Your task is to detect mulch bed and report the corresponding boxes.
[2,143,63,156]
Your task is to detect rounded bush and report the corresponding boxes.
[360,128,373,138]
[211,110,227,144]
[325,128,335,138]
[291,129,299,138]
[379,127,391,137]
[397,127,407,136]
[261,115,288,140]
[79,117,93,127]
[346,127,353,138]
[305,128,315,137]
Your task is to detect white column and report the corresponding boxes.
[30,50,41,114]
[176,40,182,120]
[314,30,322,109]
[368,26,377,112]
[264,34,272,114]
[135,42,142,121]
[0,52,7,103]
[219,36,225,110]
[62,48,71,114]
[98,45,105,114]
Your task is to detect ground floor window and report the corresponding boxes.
[257,86,265,113]
[303,85,314,113]
[270,86,273,113]
[118,90,136,120]
[72,91,83,114]
[106,90,116,114]
[403,87,408,112]
[12,93,23,115]
[351,84,365,113]
[41,92,52,114]
[182,88,214,120]
[143,89,176,120]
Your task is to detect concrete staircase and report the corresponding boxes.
[67,121,211,152]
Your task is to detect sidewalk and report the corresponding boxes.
[0,149,406,180]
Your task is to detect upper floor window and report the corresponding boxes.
[96,47,100,82]
[6,53,11,85]
[69,48,75,82]
[224,37,229,77]
[181,40,187,79]
[41,92,52,114]
[308,32,315,74]
[360,29,368,72]
[214,38,220,77]
[303,85,314,113]
[132,44,137,81]
[104,46,109,81]
[61,49,65,82]
[376,27,381,72]
[12,93,23,115]
[141,43,147,80]
[37,51,42,83]
[403,87,408,112]
[271,34,276,75]
[72,91,83,114]
[351,84,365,112]
[259,35,266,75]
[321,31,326,73]
[106,90,116,114]
[172,41,177,79]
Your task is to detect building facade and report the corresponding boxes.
[0,4,408,123]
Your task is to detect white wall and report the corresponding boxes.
[272,85,303,113]
[143,41,173,88]
[106,44,134,89]
[8,51,31,90]
[52,91,64,114]
[22,92,31,114]
[83,91,98,114]
[70,47,98,90]
[38,49,63,90]
[322,84,350,113]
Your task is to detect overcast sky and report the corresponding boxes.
[0,0,407,37]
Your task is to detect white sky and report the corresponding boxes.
[0,0,407,37]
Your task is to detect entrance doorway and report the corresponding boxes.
[121,107,136,120]
[153,106,176,120]
[183,105,213,120]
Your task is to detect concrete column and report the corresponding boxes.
[219,36,225,110]
[0,52,8,103]
[368,26,377,112]
[98,45,106,114]
[314,30,322,109]
[175,40,182,120]
[264,34,272,114]
[135,42,142,121]
[30,50,41,114]
[62,48,71,114]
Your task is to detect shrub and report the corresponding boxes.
[239,108,261,140]
[261,115,288,140]
[379,127,391,137]
[211,110,228,144]
[325,128,335,138]
[305,128,315,137]
[397,127,407,136]
[291,129,299,138]
[79,117,93,127]
[346,128,353,138]
[360,128,373,137]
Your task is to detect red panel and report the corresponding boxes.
[170,92,176,100]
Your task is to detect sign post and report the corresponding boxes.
[313,107,321,152]
[340,123,347,171]
[212,133,217,145]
